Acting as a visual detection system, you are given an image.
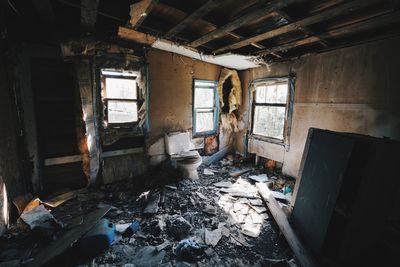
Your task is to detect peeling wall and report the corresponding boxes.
[147,49,221,140]
[238,36,400,178]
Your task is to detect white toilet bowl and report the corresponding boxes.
[176,154,202,180]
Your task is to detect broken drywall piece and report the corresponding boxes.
[203,169,214,175]
[248,174,269,183]
[20,205,57,229]
[205,227,222,247]
[143,193,160,214]
[213,181,233,188]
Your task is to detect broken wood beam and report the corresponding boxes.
[26,206,111,267]
[159,2,266,49]
[256,10,400,56]
[275,10,329,48]
[164,0,222,38]
[81,0,99,31]
[213,0,379,54]
[256,183,318,267]
[129,0,159,29]
[118,26,157,45]
[188,0,303,48]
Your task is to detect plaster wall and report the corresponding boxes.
[237,37,400,178]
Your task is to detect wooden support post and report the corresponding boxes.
[75,60,99,186]
[257,182,318,267]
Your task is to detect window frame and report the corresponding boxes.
[192,79,219,137]
[101,72,139,128]
[250,78,292,144]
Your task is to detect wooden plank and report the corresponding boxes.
[256,10,400,56]
[42,189,86,208]
[188,0,301,48]
[101,147,144,158]
[129,0,159,28]
[118,26,157,45]
[256,183,318,267]
[275,10,329,48]
[81,0,99,31]
[44,155,83,166]
[159,2,266,49]
[75,61,100,186]
[213,0,378,54]
[164,0,221,38]
[26,206,111,267]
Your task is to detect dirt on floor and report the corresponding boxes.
[0,155,297,267]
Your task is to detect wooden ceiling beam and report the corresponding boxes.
[81,0,99,31]
[164,0,222,38]
[129,0,159,29]
[188,0,303,48]
[213,0,379,54]
[275,10,329,48]
[256,10,400,56]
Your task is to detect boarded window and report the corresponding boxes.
[193,79,218,136]
[102,70,138,125]
[252,80,289,141]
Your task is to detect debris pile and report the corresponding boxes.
[0,154,297,266]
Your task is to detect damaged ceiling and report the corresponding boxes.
[2,0,400,68]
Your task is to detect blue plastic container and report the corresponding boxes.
[77,218,115,256]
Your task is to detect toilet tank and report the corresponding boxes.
[164,132,195,155]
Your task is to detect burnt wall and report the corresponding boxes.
[238,36,400,178]
[147,49,221,140]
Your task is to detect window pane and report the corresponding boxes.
[105,77,137,99]
[108,100,138,123]
[194,80,215,88]
[255,83,288,104]
[195,110,214,133]
[253,106,285,140]
[195,88,214,108]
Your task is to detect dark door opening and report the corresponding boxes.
[31,58,86,195]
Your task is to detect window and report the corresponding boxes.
[101,70,138,126]
[193,79,218,136]
[252,79,289,141]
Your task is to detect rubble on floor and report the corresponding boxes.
[0,154,297,267]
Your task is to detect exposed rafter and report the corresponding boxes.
[164,0,222,38]
[81,0,99,31]
[256,10,400,56]
[129,0,159,29]
[213,0,380,54]
[188,0,304,48]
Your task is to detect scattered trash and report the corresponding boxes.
[143,192,160,214]
[20,205,60,229]
[229,168,252,177]
[166,215,192,240]
[203,204,217,216]
[77,218,115,257]
[122,220,141,238]
[156,240,171,251]
[174,239,207,262]
[248,173,269,183]
[131,246,166,267]
[205,225,223,247]
[203,169,214,175]
[213,181,233,188]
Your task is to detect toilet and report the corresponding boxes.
[164,132,202,180]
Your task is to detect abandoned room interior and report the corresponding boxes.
[0,0,400,266]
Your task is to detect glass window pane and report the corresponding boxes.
[194,80,215,88]
[195,111,214,133]
[255,82,288,104]
[253,106,286,140]
[195,88,214,108]
[108,100,138,123]
[105,77,137,99]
